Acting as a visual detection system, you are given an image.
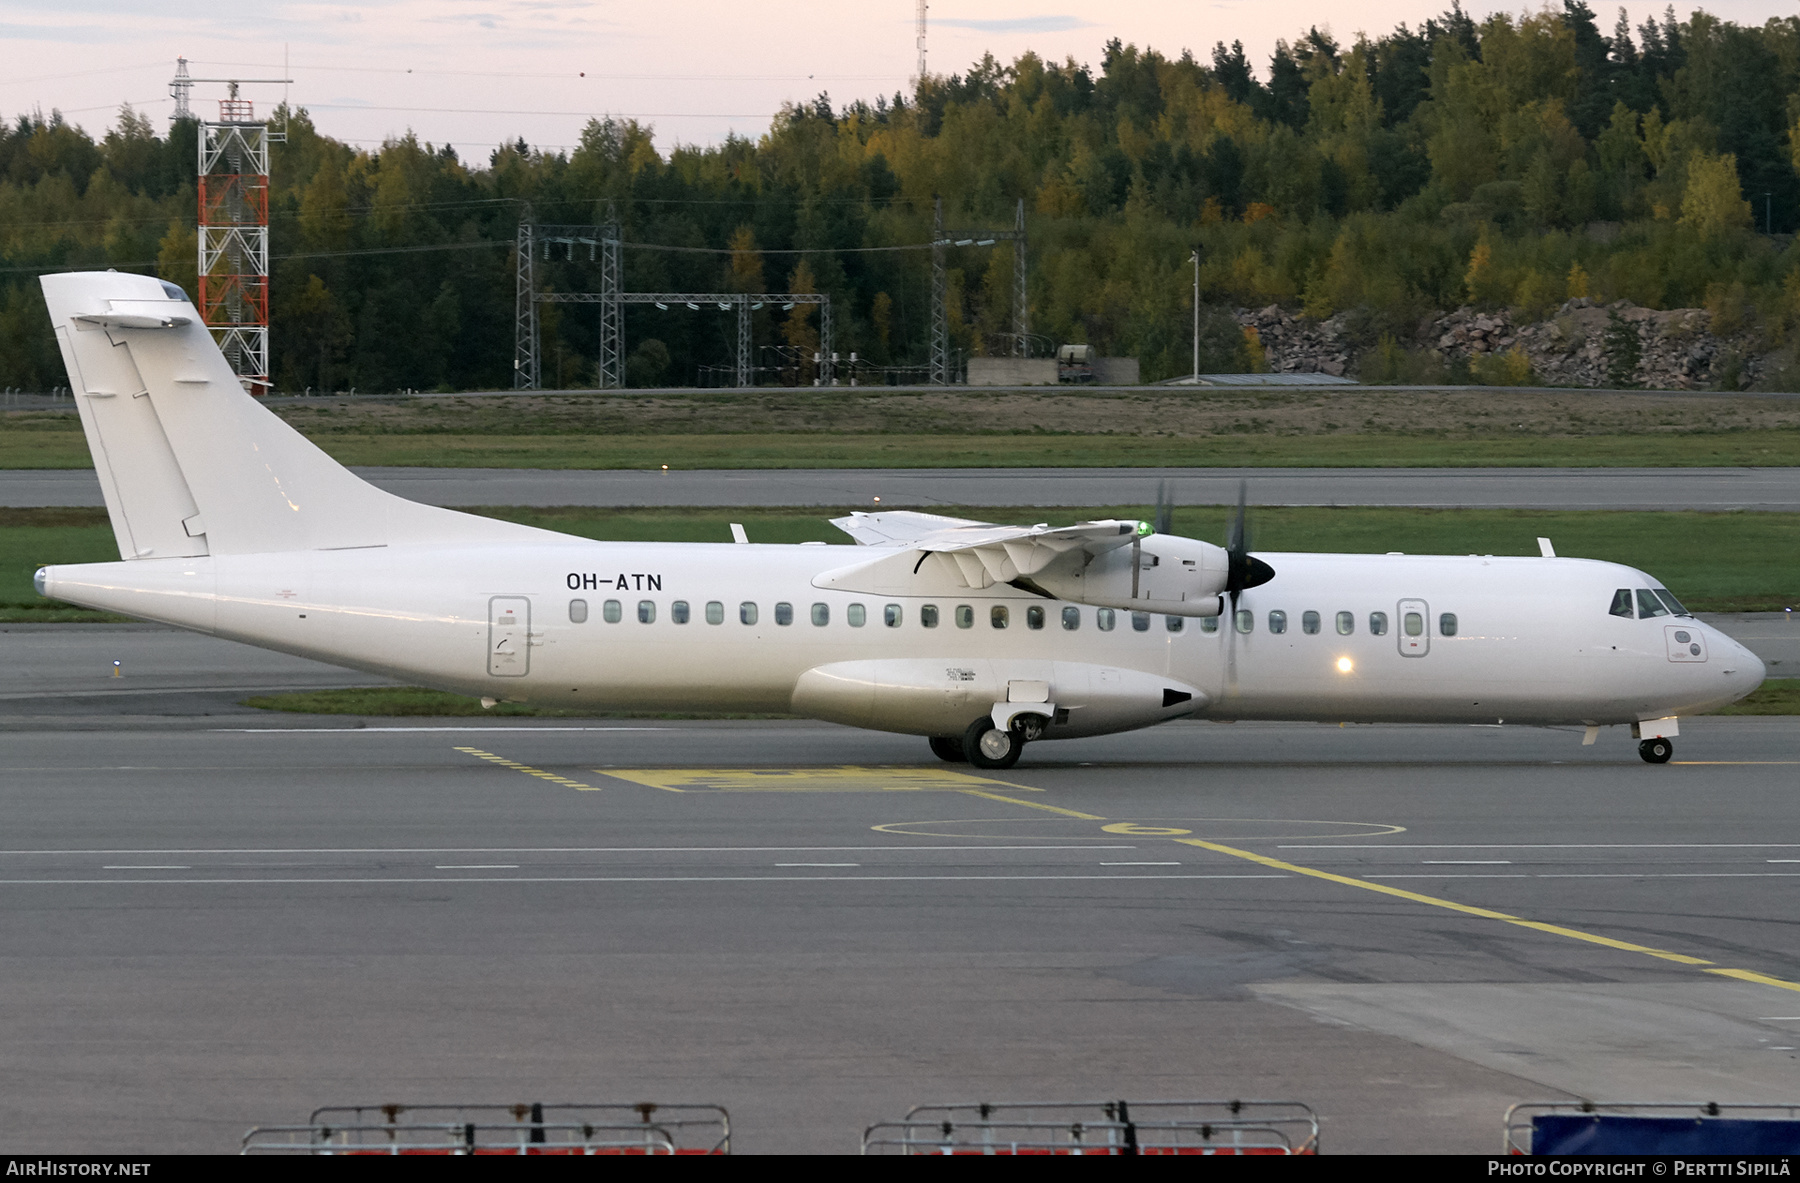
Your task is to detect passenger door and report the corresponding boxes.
[488,596,531,676]
[1397,598,1430,657]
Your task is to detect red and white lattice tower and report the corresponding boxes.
[197,81,284,390]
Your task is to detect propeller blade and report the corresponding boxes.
[1153,479,1173,537]
[1221,480,1273,700]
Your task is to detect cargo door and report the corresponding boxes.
[1397,598,1430,657]
[488,596,531,676]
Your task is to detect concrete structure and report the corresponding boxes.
[966,356,1139,386]
[966,358,1056,385]
[1093,357,1140,385]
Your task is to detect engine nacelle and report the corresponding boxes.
[1030,534,1228,617]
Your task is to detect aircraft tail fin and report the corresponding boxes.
[41,271,545,558]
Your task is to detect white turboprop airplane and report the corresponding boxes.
[34,272,1765,767]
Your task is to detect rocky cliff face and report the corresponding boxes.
[1237,299,1766,389]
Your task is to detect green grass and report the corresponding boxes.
[9,422,1800,470]
[7,505,1796,621]
[240,686,790,719]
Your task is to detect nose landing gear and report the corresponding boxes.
[1638,737,1673,764]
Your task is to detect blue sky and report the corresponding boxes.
[0,2,1790,158]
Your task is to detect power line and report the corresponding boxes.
[623,240,933,256]
[300,103,787,118]
[190,60,904,82]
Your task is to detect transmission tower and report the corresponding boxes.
[929,197,948,385]
[928,197,1030,383]
[916,1,929,82]
[169,58,192,121]
[513,206,538,389]
[188,71,289,391]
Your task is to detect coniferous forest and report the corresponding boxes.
[7,3,1800,391]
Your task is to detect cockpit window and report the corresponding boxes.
[1654,588,1690,617]
[1608,589,1634,618]
[1635,588,1671,619]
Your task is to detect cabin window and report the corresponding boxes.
[739,601,758,625]
[1439,612,1458,636]
[955,605,974,629]
[774,602,793,626]
[1654,588,1689,617]
[1301,610,1321,635]
[638,600,656,624]
[1097,608,1116,631]
[1166,615,1184,633]
[1403,611,1425,636]
[1336,611,1354,636]
[1131,611,1151,632]
[1609,589,1635,618]
[1635,588,1671,619]
[885,604,903,627]
[1369,611,1388,636]
[1235,610,1253,634]
[920,604,939,628]
[847,603,866,627]
[603,599,622,624]
[671,600,690,624]
[568,599,588,624]
[1026,606,1045,630]
[1062,607,1081,631]
[1199,616,1219,634]
[1268,610,1288,635]
[705,601,724,625]
[811,603,830,626]
[990,605,1008,629]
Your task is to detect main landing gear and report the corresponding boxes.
[930,720,1031,770]
[1638,737,1673,764]
[928,735,967,763]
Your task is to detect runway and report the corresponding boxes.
[2,626,1799,1154]
[7,465,1800,511]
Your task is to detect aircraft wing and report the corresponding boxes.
[825,511,1145,588]
[829,510,992,546]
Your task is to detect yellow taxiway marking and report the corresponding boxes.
[1174,837,1800,987]
[952,789,1106,820]
[453,746,602,791]
[597,766,1045,795]
[1706,968,1800,994]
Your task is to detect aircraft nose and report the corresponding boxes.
[1714,627,1765,686]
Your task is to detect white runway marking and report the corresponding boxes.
[0,873,1291,886]
[0,844,1134,856]
[1369,872,1800,880]
[214,726,673,733]
[1283,843,1800,849]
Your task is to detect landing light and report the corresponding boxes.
[1336,657,1354,673]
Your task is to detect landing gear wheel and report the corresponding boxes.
[1639,737,1673,764]
[963,717,1022,770]
[928,735,967,763]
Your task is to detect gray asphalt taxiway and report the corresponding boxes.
[2,627,1798,1154]
[8,465,1800,511]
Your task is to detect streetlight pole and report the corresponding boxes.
[1190,248,1200,380]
